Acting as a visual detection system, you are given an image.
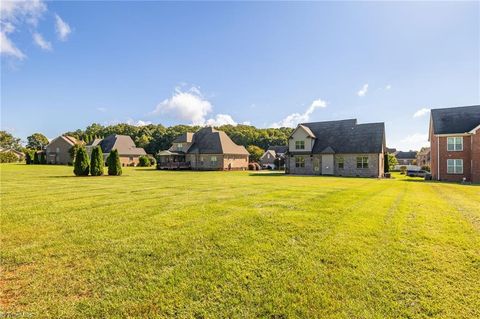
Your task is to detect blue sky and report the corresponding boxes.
[1,1,479,150]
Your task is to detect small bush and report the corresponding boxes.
[0,151,19,163]
[400,166,407,175]
[25,151,33,164]
[107,149,122,176]
[149,156,156,166]
[90,146,104,176]
[254,163,261,171]
[40,152,47,164]
[421,165,430,172]
[248,163,255,170]
[128,162,136,167]
[138,155,151,167]
[74,147,90,176]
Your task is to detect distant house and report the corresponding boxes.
[286,119,385,177]
[157,127,249,170]
[0,148,25,161]
[416,147,431,167]
[45,135,82,164]
[429,105,480,183]
[259,146,288,169]
[89,134,146,166]
[395,151,417,165]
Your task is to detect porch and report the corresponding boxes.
[157,150,191,170]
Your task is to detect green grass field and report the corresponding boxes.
[1,164,479,318]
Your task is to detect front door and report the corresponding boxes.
[321,154,334,175]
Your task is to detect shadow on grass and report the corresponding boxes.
[399,178,480,186]
[249,172,287,177]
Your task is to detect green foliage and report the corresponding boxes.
[27,133,49,150]
[69,144,82,162]
[384,153,389,173]
[0,151,19,163]
[90,146,104,176]
[107,149,122,176]
[421,165,430,172]
[138,155,151,167]
[388,153,398,171]
[74,147,90,176]
[25,150,35,164]
[400,166,407,174]
[40,152,47,164]
[0,131,22,151]
[33,152,40,164]
[246,145,264,162]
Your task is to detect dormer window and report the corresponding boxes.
[177,143,183,150]
[295,141,305,150]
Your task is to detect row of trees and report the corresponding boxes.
[65,123,292,155]
[74,146,122,176]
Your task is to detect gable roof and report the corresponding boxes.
[299,119,385,154]
[431,105,480,134]
[99,134,146,156]
[173,127,249,155]
[260,150,276,160]
[395,151,417,159]
[267,145,288,154]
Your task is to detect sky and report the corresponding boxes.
[1,1,479,151]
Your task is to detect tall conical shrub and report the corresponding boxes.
[107,149,122,176]
[90,146,104,176]
[33,151,40,164]
[74,147,90,176]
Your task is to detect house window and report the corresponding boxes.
[129,156,134,161]
[357,156,368,169]
[295,140,305,150]
[447,137,463,151]
[177,143,183,151]
[295,156,305,168]
[338,157,344,169]
[56,147,60,153]
[447,159,463,174]
[210,156,217,165]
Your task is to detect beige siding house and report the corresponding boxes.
[45,135,82,164]
[158,127,249,170]
[286,119,386,177]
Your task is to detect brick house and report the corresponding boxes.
[429,105,480,183]
[45,135,83,164]
[286,119,386,177]
[395,151,417,165]
[157,127,249,170]
[416,147,431,168]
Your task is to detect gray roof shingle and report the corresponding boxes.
[299,119,385,154]
[431,105,480,134]
[395,151,417,159]
[180,127,249,155]
[99,135,146,156]
[267,146,288,154]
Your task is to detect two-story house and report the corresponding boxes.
[429,105,480,183]
[157,127,249,170]
[259,146,288,169]
[286,119,386,177]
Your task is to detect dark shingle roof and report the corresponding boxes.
[99,135,146,156]
[431,105,480,134]
[172,132,194,143]
[184,127,249,155]
[300,119,385,154]
[267,146,288,154]
[395,151,417,159]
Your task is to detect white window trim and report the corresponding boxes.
[295,140,305,150]
[447,137,463,151]
[447,159,463,174]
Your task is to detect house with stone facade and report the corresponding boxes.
[429,105,480,183]
[416,147,431,168]
[259,146,288,169]
[157,127,249,170]
[286,119,385,177]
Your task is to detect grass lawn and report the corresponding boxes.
[1,164,479,318]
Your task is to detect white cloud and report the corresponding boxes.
[396,133,429,151]
[357,84,369,97]
[32,32,51,51]
[205,114,237,126]
[126,119,152,127]
[413,108,430,118]
[242,121,251,125]
[0,0,49,59]
[385,84,392,90]
[270,98,327,128]
[54,14,71,41]
[0,23,25,59]
[152,86,213,125]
